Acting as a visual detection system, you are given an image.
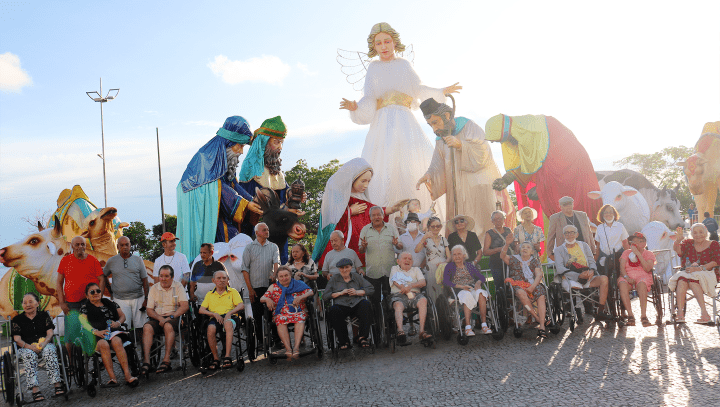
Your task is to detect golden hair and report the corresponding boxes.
[366,22,406,58]
[596,204,621,223]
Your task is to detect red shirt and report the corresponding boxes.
[57,255,104,303]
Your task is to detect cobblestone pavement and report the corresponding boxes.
[11,294,719,407]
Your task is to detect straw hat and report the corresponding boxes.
[447,214,475,233]
[516,206,538,222]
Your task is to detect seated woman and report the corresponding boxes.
[260,266,314,358]
[618,232,656,327]
[442,245,491,336]
[669,223,720,324]
[323,258,375,349]
[501,240,548,338]
[79,283,139,387]
[11,293,65,401]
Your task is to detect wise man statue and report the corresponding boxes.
[176,116,263,260]
[416,99,513,236]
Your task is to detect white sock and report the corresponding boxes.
[465,325,472,330]
[481,322,488,327]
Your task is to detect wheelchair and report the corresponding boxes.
[262,294,324,364]
[324,296,377,360]
[142,308,193,378]
[502,263,560,338]
[435,269,505,345]
[189,289,255,374]
[68,323,141,397]
[383,288,441,353]
[547,263,613,332]
[1,319,70,405]
[667,266,719,330]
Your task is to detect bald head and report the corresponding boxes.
[117,236,131,257]
[71,236,87,258]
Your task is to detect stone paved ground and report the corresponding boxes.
[7,294,719,407]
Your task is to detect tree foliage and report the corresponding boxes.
[123,214,178,260]
[285,159,341,252]
[613,145,695,211]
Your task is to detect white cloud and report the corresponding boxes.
[296,62,317,76]
[184,120,222,127]
[0,52,33,93]
[208,55,291,85]
[291,119,359,138]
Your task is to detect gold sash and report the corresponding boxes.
[376,91,412,110]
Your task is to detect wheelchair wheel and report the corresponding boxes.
[1,352,14,405]
[371,302,386,348]
[71,345,86,388]
[513,327,523,338]
[426,299,440,349]
[188,316,201,368]
[550,284,565,327]
[651,275,664,325]
[434,294,452,341]
[495,288,509,333]
[307,305,324,359]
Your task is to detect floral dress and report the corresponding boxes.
[262,283,313,325]
[678,239,720,282]
[507,256,547,299]
[513,223,545,258]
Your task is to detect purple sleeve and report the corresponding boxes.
[470,264,486,284]
[442,264,455,288]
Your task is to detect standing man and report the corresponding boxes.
[241,223,280,343]
[322,231,364,278]
[394,213,426,268]
[359,206,402,306]
[187,243,227,304]
[104,236,149,342]
[57,236,107,315]
[547,196,597,260]
[153,232,191,286]
[416,98,513,236]
[702,212,719,241]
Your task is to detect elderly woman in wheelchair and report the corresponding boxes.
[442,245,492,336]
[501,240,549,338]
[261,266,314,358]
[11,293,65,401]
[390,252,432,343]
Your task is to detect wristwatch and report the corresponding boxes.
[169,315,175,319]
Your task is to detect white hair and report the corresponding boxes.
[369,206,384,216]
[563,224,578,233]
[491,210,506,220]
[690,222,710,239]
[451,245,469,260]
[331,230,345,240]
[212,270,229,279]
[254,222,267,233]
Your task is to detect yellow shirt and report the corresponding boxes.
[566,244,588,267]
[201,287,243,315]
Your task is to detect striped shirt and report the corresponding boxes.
[240,239,280,289]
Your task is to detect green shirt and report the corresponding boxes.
[359,222,399,279]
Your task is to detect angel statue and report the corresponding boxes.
[338,22,461,217]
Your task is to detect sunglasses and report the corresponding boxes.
[88,289,102,295]
[123,258,128,268]
[430,225,442,229]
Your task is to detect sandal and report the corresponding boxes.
[140,362,151,375]
[419,331,433,341]
[53,385,66,397]
[32,391,45,401]
[358,337,371,348]
[641,317,651,327]
[101,379,119,388]
[537,329,547,339]
[695,317,713,325]
[208,359,220,371]
[126,377,139,388]
[156,361,172,374]
[339,343,351,350]
[222,357,233,369]
[397,330,407,344]
[626,316,636,326]
[481,325,493,335]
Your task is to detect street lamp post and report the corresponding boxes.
[86,78,119,207]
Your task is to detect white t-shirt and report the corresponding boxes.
[389,265,425,294]
[153,252,191,283]
[594,222,629,254]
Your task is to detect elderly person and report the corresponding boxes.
[79,282,139,388]
[442,246,491,336]
[359,206,402,304]
[501,241,548,338]
[324,258,375,349]
[261,266,314,358]
[417,216,450,301]
[322,230,363,278]
[11,293,65,401]
[553,225,611,322]
[513,207,544,259]
[395,213,426,267]
[483,211,513,291]
[669,223,720,324]
[618,233,656,327]
[448,215,482,265]
[547,196,597,259]
[389,252,430,343]
[199,270,244,370]
[595,204,630,276]
[241,222,280,344]
[57,236,107,315]
[141,265,189,374]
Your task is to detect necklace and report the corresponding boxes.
[163,253,176,264]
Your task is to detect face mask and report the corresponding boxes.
[407,223,418,232]
[604,216,614,224]
[565,239,577,245]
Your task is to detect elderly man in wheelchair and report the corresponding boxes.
[553,225,611,322]
[198,270,244,370]
[140,265,189,375]
[390,252,432,343]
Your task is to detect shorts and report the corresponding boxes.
[144,317,180,335]
[207,315,238,330]
[115,297,147,330]
[391,292,426,309]
[618,269,653,289]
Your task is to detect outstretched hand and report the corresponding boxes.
[443,82,462,95]
[248,202,263,215]
[340,98,358,111]
[492,178,510,191]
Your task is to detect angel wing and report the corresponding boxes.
[337,44,414,91]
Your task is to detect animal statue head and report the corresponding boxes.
[254,187,306,248]
[0,217,68,296]
[80,207,129,255]
[649,187,684,230]
[676,153,708,195]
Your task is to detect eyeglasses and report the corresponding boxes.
[563,231,577,235]
[123,258,128,268]
[430,225,442,229]
[454,219,466,224]
[88,289,102,295]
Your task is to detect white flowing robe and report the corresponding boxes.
[424,119,506,237]
[350,58,445,217]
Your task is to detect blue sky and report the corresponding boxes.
[1,0,719,257]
